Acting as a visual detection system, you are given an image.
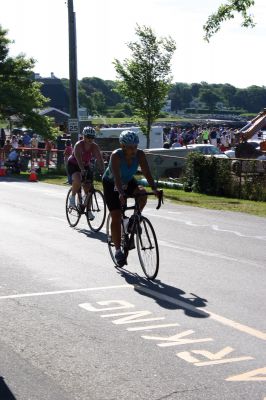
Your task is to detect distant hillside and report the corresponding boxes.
[60,77,266,117]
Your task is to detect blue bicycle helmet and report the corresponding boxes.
[83,126,96,138]
[119,130,139,146]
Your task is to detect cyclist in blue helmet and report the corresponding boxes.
[103,130,160,266]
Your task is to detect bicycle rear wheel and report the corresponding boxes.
[136,216,159,280]
[87,189,106,232]
[65,188,81,227]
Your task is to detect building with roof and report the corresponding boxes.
[35,73,69,113]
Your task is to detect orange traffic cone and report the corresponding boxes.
[0,159,6,176]
[0,166,6,176]
[29,167,38,182]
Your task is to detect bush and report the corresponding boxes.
[113,111,126,118]
[183,152,232,196]
[183,153,266,201]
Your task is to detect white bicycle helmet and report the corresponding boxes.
[83,126,96,138]
[119,130,139,146]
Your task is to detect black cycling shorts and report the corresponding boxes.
[67,162,93,181]
[102,178,139,212]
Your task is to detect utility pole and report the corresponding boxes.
[68,0,79,144]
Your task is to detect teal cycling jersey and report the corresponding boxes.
[103,149,139,185]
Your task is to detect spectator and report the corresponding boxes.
[202,128,209,144]
[45,139,53,165]
[0,128,6,148]
[64,139,73,184]
[31,134,38,161]
[31,134,38,148]
[22,132,31,147]
[169,127,177,146]
[11,135,19,149]
[8,148,19,162]
[171,139,181,148]
[3,140,12,160]
[163,142,170,149]
[210,128,218,147]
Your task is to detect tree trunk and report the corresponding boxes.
[146,116,152,149]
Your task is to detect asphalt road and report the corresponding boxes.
[0,179,265,400]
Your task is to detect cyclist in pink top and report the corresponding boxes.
[67,127,105,213]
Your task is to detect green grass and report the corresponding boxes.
[163,188,266,217]
[91,116,193,125]
[0,120,7,128]
[14,170,266,218]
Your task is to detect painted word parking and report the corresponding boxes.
[79,295,266,384]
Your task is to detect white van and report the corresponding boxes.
[97,126,163,149]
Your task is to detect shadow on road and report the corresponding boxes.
[0,176,28,183]
[0,376,17,400]
[117,269,209,319]
[75,228,107,243]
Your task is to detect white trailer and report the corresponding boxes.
[97,126,164,149]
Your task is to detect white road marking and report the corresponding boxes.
[158,240,264,268]
[146,212,266,241]
[127,323,180,332]
[0,284,130,300]
[1,283,265,342]
[177,349,253,366]
[142,330,213,347]
[207,311,266,341]
[226,367,266,382]
[134,285,266,341]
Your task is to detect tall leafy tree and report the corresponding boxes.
[0,26,58,138]
[204,0,255,41]
[114,25,176,148]
[199,89,221,111]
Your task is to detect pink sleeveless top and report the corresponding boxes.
[68,140,93,166]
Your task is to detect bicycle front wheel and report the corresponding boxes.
[136,216,159,280]
[87,189,106,232]
[65,188,81,227]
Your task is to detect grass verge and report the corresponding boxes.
[10,169,266,218]
[163,188,266,217]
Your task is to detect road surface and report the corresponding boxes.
[0,179,265,400]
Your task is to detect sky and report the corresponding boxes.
[1,0,266,88]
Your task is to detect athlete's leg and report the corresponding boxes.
[133,186,147,211]
[71,172,82,196]
[110,209,122,250]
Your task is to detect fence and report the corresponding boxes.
[0,147,66,172]
[145,152,266,201]
[1,146,266,201]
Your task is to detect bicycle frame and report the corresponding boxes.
[121,191,163,254]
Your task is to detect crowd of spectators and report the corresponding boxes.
[163,126,238,151]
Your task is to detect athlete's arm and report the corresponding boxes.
[111,152,124,196]
[92,143,105,174]
[138,150,157,190]
[73,142,84,172]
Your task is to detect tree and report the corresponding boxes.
[204,0,255,41]
[199,89,221,111]
[169,83,192,112]
[114,25,176,148]
[0,26,58,138]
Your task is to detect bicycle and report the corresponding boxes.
[65,168,106,232]
[106,190,163,280]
